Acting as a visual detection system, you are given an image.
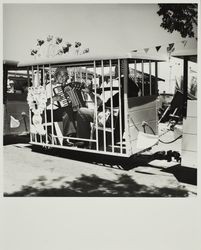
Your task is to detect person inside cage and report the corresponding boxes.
[45,67,77,146]
[75,74,140,148]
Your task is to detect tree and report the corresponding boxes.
[157,4,197,38]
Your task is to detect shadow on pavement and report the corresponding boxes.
[162,166,197,185]
[4,134,30,145]
[30,146,174,170]
[4,173,190,197]
[31,146,197,186]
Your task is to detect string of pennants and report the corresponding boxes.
[132,40,188,55]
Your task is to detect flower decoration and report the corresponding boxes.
[30,49,38,56]
[56,37,63,44]
[30,35,87,58]
[66,42,72,48]
[62,46,69,54]
[37,39,45,46]
[83,48,89,54]
[57,49,64,55]
[75,42,82,48]
[47,35,53,42]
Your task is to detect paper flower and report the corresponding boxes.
[37,39,45,46]
[75,42,82,48]
[31,49,38,56]
[83,48,89,54]
[47,35,53,42]
[56,37,63,44]
[62,46,69,54]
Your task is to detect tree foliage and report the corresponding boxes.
[157,4,197,38]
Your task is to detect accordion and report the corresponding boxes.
[64,82,86,111]
[53,82,86,111]
[53,85,71,108]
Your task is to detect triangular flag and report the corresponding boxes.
[155,46,161,52]
[10,116,20,128]
[182,40,187,47]
[167,43,175,53]
[144,48,149,53]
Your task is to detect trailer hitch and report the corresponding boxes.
[153,150,181,163]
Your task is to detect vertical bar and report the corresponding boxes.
[134,60,137,84]
[109,59,114,153]
[141,60,144,96]
[80,67,83,83]
[123,59,130,155]
[149,60,152,95]
[49,65,54,145]
[101,60,106,152]
[37,65,40,86]
[30,66,34,143]
[183,57,188,117]
[27,67,30,87]
[43,65,48,144]
[74,67,77,81]
[155,61,158,96]
[118,59,123,154]
[93,61,99,151]
[32,66,37,142]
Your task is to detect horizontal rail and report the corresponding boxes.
[30,141,129,157]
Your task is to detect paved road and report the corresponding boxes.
[3,141,196,197]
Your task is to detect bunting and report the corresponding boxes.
[131,40,188,56]
[155,45,161,52]
[181,40,187,47]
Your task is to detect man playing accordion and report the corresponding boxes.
[46,67,77,146]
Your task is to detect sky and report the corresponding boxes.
[3,3,197,93]
[3,4,197,60]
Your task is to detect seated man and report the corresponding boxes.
[45,67,76,146]
[75,76,140,148]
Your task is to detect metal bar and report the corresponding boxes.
[109,59,114,153]
[155,61,158,95]
[80,67,83,82]
[101,60,106,152]
[43,65,48,144]
[93,61,99,151]
[37,65,40,86]
[86,67,88,83]
[183,57,188,117]
[141,60,144,96]
[31,66,37,142]
[149,61,152,96]
[134,60,137,84]
[31,141,128,157]
[27,67,30,87]
[49,65,54,145]
[52,62,94,68]
[123,59,129,155]
[74,67,77,81]
[118,59,123,154]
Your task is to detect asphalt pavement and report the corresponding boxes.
[3,134,197,197]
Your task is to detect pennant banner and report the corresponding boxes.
[144,48,149,53]
[167,43,175,53]
[181,40,187,47]
[155,46,161,52]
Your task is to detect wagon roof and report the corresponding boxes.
[17,52,166,67]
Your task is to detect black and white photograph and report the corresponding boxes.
[3,3,198,197]
[1,2,200,250]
